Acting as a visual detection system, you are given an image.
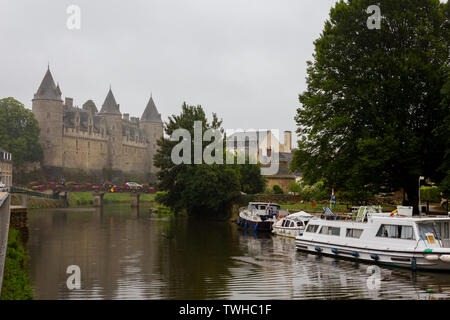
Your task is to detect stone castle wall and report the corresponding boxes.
[31,68,164,179]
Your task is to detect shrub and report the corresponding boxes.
[0,229,33,300]
[421,186,441,203]
[272,185,284,194]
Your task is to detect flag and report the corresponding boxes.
[323,207,335,216]
[331,189,336,207]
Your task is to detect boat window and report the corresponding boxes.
[297,221,303,227]
[439,222,450,240]
[290,221,295,228]
[305,224,319,233]
[376,224,415,240]
[346,228,363,239]
[320,226,340,236]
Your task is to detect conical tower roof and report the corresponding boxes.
[99,88,121,115]
[33,67,62,101]
[141,95,162,122]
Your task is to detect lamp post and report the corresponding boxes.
[418,176,425,214]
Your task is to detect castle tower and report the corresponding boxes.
[140,95,163,171]
[99,88,123,170]
[32,66,64,168]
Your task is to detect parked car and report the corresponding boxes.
[125,182,143,192]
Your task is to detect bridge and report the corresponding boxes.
[9,187,68,213]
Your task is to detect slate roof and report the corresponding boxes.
[99,88,121,115]
[141,96,162,122]
[63,108,103,133]
[33,67,63,101]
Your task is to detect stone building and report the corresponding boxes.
[32,67,163,179]
[226,130,300,192]
[0,148,12,186]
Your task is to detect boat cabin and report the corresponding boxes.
[248,202,281,216]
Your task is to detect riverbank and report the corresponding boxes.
[0,228,33,300]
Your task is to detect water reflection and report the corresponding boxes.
[27,206,450,300]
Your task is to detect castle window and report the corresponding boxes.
[47,112,51,119]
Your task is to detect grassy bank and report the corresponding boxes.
[0,228,33,300]
[68,192,157,207]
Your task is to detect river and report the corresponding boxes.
[27,205,450,300]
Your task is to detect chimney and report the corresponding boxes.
[267,130,272,149]
[65,97,73,109]
[284,131,292,152]
[266,130,272,156]
[123,113,129,121]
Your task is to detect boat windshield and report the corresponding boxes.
[248,203,280,215]
[417,221,450,247]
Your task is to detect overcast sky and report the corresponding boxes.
[0,0,340,145]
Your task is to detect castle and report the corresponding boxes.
[32,67,163,179]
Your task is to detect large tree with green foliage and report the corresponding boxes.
[154,103,244,218]
[0,97,43,167]
[292,0,449,212]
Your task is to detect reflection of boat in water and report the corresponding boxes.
[236,202,288,232]
[272,211,313,238]
[296,206,450,271]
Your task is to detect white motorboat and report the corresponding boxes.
[236,202,288,232]
[272,211,314,238]
[295,206,450,271]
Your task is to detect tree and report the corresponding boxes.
[0,97,43,167]
[153,102,241,218]
[233,157,266,194]
[292,0,449,213]
[288,181,301,195]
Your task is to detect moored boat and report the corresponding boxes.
[295,206,450,271]
[272,211,313,238]
[236,202,287,232]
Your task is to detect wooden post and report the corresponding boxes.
[130,193,140,207]
[92,192,104,207]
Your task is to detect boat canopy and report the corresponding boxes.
[287,211,313,220]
